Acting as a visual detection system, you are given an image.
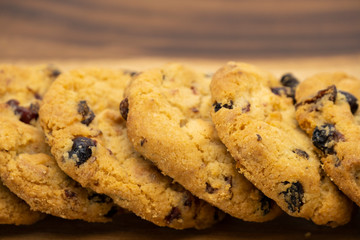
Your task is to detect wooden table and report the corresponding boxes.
[0,1,359,239]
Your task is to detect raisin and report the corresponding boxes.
[297,85,337,108]
[165,207,181,223]
[259,192,272,215]
[224,176,233,187]
[124,70,138,77]
[339,90,358,114]
[205,182,218,194]
[88,193,113,203]
[256,134,262,141]
[140,138,147,146]
[242,102,251,113]
[312,124,337,154]
[280,73,299,88]
[190,86,198,95]
[48,68,61,78]
[280,181,304,213]
[191,107,199,113]
[78,100,95,125]
[68,137,96,166]
[213,102,222,112]
[213,101,233,112]
[6,99,19,108]
[183,192,193,207]
[64,189,77,198]
[104,206,118,218]
[6,100,40,124]
[223,100,233,109]
[119,98,129,121]
[271,87,296,103]
[293,149,309,159]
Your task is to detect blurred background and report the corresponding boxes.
[0,0,359,60]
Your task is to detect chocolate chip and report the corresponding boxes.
[312,124,344,154]
[256,134,262,141]
[119,98,129,121]
[259,192,272,215]
[339,90,358,114]
[165,207,181,223]
[205,182,218,194]
[280,181,304,213]
[88,193,113,203]
[293,149,309,159]
[140,138,147,146]
[78,100,95,125]
[280,73,299,88]
[6,100,40,124]
[64,189,77,198]
[104,206,118,218]
[68,137,96,166]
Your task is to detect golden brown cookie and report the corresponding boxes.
[40,68,223,229]
[0,65,118,222]
[295,73,360,206]
[210,62,353,227]
[125,63,282,222]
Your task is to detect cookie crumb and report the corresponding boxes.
[304,232,312,238]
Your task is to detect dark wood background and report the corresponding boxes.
[0,0,359,59]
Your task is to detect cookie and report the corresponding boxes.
[295,73,360,206]
[125,63,282,222]
[0,65,118,222]
[0,182,45,225]
[39,68,223,229]
[210,62,353,227]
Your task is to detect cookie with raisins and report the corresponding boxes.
[210,62,353,227]
[0,65,118,222]
[40,68,223,229]
[295,73,360,206]
[125,63,282,222]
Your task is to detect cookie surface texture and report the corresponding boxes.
[210,62,353,227]
[0,65,117,222]
[0,182,45,225]
[125,63,282,222]
[295,73,360,206]
[40,68,222,229]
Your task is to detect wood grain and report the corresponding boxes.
[0,0,359,59]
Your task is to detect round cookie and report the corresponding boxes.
[295,73,360,206]
[210,62,354,227]
[39,68,223,229]
[0,65,118,222]
[125,63,282,222]
[0,182,45,225]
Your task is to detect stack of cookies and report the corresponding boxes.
[0,62,358,229]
